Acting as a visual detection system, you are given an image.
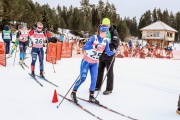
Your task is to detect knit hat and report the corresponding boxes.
[4,25,10,31]
[102,18,110,25]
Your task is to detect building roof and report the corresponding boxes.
[140,21,178,32]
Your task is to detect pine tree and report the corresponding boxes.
[1,0,179,40]
[152,8,157,22]
[117,19,130,41]
[91,5,99,32]
[2,0,10,26]
[104,1,111,18]
[67,5,73,29]
[80,0,91,32]
[169,12,176,28]
[97,0,105,25]
[57,5,66,32]
[131,17,138,37]
[61,6,68,29]
[41,8,48,28]
[157,8,163,20]
[138,10,152,38]
[0,0,4,27]
[71,7,81,30]
[175,12,180,42]
[50,8,59,33]
[162,9,170,25]
[110,4,117,24]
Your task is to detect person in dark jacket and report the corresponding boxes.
[177,95,180,115]
[2,25,12,54]
[95,18,120,95]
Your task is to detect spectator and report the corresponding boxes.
[95,18,120,95]
[2,25,12,54]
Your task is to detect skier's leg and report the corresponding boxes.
[38,48,44,77]
[31,48,38,76]
[73,59,89,91]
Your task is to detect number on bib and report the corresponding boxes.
[90,51,102,59]
[35,38,43,44]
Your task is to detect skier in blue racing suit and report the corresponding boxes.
[70,25,116,104]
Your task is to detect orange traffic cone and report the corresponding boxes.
[52,89,58,103]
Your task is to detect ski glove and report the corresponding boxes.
[112,49,116,54]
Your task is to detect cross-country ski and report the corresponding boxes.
[36,75,59,87]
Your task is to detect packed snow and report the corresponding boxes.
[0,51,180,120]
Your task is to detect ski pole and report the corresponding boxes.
[51,57,56,73]
[57,58,91,108]
[95,55,116,98]
[51,41,58,73]
[13,44,18,66]
[56,74,80,108]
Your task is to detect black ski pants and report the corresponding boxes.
[96,59,115,91]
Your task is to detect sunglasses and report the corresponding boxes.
[37,27,43,29]
[102,31,109,35]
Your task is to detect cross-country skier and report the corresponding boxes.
[6,26,19,58]
[70,25,116,104]
[17,25,29,64]
[29,22,46,78]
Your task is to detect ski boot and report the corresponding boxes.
[31,71,35,78]
[89,95,99,105]
[19,60,23,65]
[40,71,45,79]
[70,91,78,104]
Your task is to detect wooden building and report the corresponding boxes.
[140,21,178,49]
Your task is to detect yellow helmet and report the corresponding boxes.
[102,18,110,25]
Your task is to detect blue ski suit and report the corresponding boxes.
[73,35,115,92]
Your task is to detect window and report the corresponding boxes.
[147,31,159,37]
[167,32,173,38]
[170,33,173,38]
[154,32,159,37]
[147,32,153,37]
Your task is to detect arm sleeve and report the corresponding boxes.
[28,30,34,37]
[28,30,34,42]
[10,33,12,41]
[46,31,51,38]
[83,36,95,50]
[109,27,120,50]
[105,41,115,56]
[44,31,51,43]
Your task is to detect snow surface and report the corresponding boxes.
[0,51,180,120]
